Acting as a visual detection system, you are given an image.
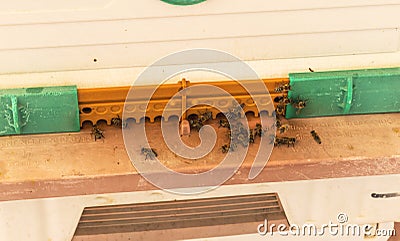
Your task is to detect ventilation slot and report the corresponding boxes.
[73,193,288,240]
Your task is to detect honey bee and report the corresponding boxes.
[254,123,263,137]
[278,124,290,134]
[249,129,255,144]
[189,119,203,131]
[219,119,230,129]
[221,144,230,153]
[274,96,291,106]
[281,97,291,106]
[275,103,286,116]
[310,130,322,144]
[141,147,158,160]
[274,83,291,93]
[274,119,282,128]
[290,97,308,114]
[274,137,296,147]
[111,115,127,128]
[91,125,104,141]
[199,110,213,123]
[189,110,212,131]
[221,143,236,153]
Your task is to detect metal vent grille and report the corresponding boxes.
[74,193,287,238]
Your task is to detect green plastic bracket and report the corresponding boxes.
[285,67,400,118]
[161,0,206,6]
[0,86,80,136]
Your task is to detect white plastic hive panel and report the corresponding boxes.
[0,175,399,241]
[0,1,400,87]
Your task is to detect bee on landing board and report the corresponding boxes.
[311,130,322,144]
[221,143,237,153]
[274,137,296,147]
[91,125,104,141]
[278,124,290,134]
[249,129,255,144]
[254,123,263,137]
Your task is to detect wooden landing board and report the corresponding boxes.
[0,113,399,201]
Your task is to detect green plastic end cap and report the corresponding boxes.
[285,67,400,119]
[0,85,80,136]
[161,0,206,6]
